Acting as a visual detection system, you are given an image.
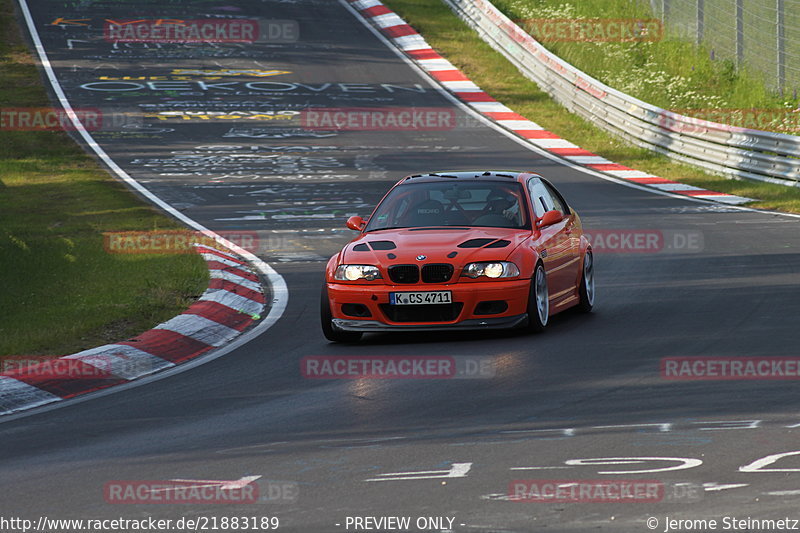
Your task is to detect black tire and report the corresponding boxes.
[320,284,363,343]
[525,262,549,333]
[576,250,595,313]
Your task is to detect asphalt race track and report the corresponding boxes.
[3,0,800,531]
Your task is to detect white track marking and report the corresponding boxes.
[365,463,472,481]
[199,289,264,315]
[564,457,703,474]
[200,253,245,268]
[0,377,61,413]
[591,423,673,432]
[64,344,173,380]
[501,428,575,436]
[441,80,481,91]
[740,451,800,472]
[564,155,613,165]
[605,170,656,179]
[156,315,241,347]
[209,270,262,292]
[704,482,749,492]
[694,420,760,431]
[150,476,262,493]
[510,466,573,470]
[496,120,543,130]
[370,13,405,29]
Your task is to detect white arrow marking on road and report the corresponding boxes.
[703,482,749,492]
[149,475,261,492]
[365,463,472,482]
[740,450,800,472]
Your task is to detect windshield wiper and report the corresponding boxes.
[366,226,471,232]
[407,227,470,231]
[365,226,410,232]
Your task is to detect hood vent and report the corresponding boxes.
[457,238,511,249]
[352,240,398,252]
[458,238,495,248]
[368,240,396,250]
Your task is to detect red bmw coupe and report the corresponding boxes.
[321,171,594,342]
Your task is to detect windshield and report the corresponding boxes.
[365,180,530,231]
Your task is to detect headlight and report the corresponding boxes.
[334,265,382,281]
[462,261,520,279]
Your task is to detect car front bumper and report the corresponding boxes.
[327,279,531,331]
[332,314,528,332]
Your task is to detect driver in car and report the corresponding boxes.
[486,189,521,225]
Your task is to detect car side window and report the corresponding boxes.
[369,192,411,229]
[527,178,554,218]
[541,180,569,215]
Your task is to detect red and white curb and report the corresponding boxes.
[348,0,753,205]
[0,245,266,415]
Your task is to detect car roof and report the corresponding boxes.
[401,171,538,184]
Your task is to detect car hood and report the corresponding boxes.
[341,227,530,265]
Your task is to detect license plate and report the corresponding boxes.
[390,291,452,305]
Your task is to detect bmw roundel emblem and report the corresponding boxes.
[416,255,426,261]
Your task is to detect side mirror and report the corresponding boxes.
[346,215,366,231]
[538,210,563,228]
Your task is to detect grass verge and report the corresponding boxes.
[0,0,208,357]
[381,0,800,213]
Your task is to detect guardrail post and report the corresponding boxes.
[735,0,744,67]
[777,0,786,94]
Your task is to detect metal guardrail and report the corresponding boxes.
[444,0,800,187]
